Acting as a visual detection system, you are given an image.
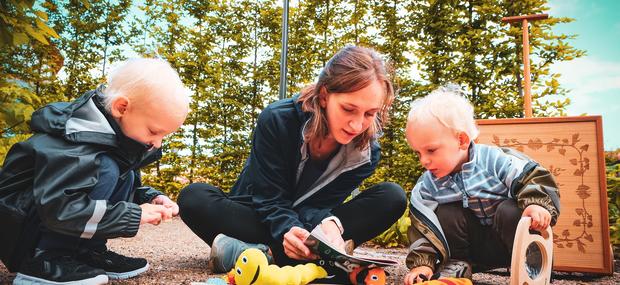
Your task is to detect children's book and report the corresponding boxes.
[304,226,399,271]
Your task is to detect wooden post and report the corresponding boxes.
[502,14,548,118]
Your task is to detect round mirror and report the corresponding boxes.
[525,242,543,279]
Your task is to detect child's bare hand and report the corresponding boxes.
[151,195,179,218]
[139,203,172,225]
[522,205,551,231]
[404,266,433,285]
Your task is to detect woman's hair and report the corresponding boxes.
[102,58,189,117]
[297,46,395,149]
[407,84,479,140]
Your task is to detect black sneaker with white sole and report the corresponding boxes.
[13,250,108,285]
[77,249,149,280]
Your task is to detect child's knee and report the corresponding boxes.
[436,203,469,230]
[90,155,122,200]
[495,199,522,226]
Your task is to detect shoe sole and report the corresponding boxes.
[13,273,108,285]
[106,263,150,280]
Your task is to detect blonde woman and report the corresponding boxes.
[179,46,407,282]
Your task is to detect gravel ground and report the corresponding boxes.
[1,217,618,284]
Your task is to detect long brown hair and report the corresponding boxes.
[297,46,395,150]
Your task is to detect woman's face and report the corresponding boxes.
[320,80,385,145]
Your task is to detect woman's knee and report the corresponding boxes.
[177,183,221,219]
[371,182,407,215]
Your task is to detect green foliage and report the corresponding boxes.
[371,210,411,248]
[0,0,61,46]
[607,159,620,256]
[1,0,588,248]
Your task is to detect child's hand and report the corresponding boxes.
[151,195,179,218]
[404,266,433,285]
[139,203,172,225]
[522,204,551,231]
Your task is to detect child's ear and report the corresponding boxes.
[110,95,130,119]
[457,132,470,150]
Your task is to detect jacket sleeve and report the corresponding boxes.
[497,148,561,225]
[247,109,304,240]
[512,164,561,225]
[32,141,142,240]
[132,170,164,204]
[406,178,447,271]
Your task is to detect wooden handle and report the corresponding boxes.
[502,14,548,23]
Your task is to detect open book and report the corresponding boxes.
[304,226,399,270]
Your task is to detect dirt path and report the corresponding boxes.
[2,217,618,284]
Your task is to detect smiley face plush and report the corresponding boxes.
[230,248,327,285]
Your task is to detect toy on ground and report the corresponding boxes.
[348,266,386,285]
[228,248,327,285]
[510,217,553,285]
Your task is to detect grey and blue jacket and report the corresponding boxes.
[230,94,381,241]
[0,88,162,272]
[406,142,561,271]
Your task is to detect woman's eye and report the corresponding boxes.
[343,107,354,113]
[365,112,376,117]
[428,149,436,153]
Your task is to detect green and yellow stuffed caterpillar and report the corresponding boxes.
[228,248,328,285]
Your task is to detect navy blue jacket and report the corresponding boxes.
[230,95,381,240]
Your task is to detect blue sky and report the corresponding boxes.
[548,0,620,150]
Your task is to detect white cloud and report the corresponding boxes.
[552,56,620,150]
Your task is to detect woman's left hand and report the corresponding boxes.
[151,195,180,218]
[320,219,346,253]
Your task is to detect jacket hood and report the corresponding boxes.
[29,87,151,153]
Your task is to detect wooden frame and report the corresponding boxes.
[476,116,612,274]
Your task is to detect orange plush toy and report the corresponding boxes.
[348,266,386,285]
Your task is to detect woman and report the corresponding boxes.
[178,46,407,279]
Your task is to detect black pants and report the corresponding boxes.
[436,199,522,268]
[178,182,407,266]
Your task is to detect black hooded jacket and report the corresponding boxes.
[0,88,162,271]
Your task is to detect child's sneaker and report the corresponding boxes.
[77,249,149,280]
[440,259,472,279]
[208,234,271,273]
[13,249,108,285]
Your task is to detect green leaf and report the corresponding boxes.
[12,32,29,45]
[34,11,48,21]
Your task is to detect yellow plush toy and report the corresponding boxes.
[228,248,328,285]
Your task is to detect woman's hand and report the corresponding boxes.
[283,226,319,260]
[522,204,551,231]
[404,266,433,285]
[320,219,346,252]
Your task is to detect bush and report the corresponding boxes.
[607,163,620,257]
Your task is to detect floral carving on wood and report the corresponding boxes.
[491,133,592,253]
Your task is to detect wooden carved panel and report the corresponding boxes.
[477,116,612,274]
